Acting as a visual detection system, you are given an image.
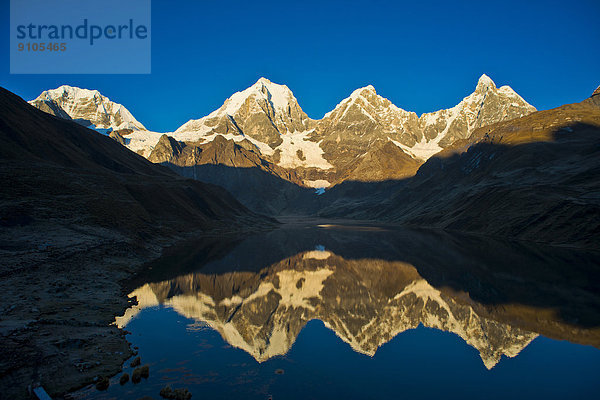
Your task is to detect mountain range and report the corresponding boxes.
[29,75,535,188]
[22,79,600,248]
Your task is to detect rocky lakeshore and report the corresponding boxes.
[0,221,268,399]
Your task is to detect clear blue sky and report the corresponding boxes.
[1,0,599,132]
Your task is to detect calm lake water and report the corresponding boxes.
[75,223,600,399]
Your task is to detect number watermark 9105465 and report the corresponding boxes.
[10,0,151,74]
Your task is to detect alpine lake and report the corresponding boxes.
[74,221,600,400]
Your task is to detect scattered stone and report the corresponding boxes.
[95,376,109,391]
[130,356,141,367]
[132,364,149,383]
[159,386,171,397]
[159,385,192,400]
[120,373,129,385]
[132,368,141,384]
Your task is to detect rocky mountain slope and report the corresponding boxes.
[148,134,315,215]
[321,89,600,248]
[309,75,534,183]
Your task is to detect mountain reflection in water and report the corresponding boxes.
[117,224,600,371]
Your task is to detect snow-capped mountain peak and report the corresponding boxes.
[474,75,526,103]
[213,77,297,117]
[352,84,376,95]
[42,85,102,102]
[343,85,379,103]
[476,73,496,90]
[405,74,536,158]
[323,84,408,121]
[29,85,146,132]
[173,78,314,150]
